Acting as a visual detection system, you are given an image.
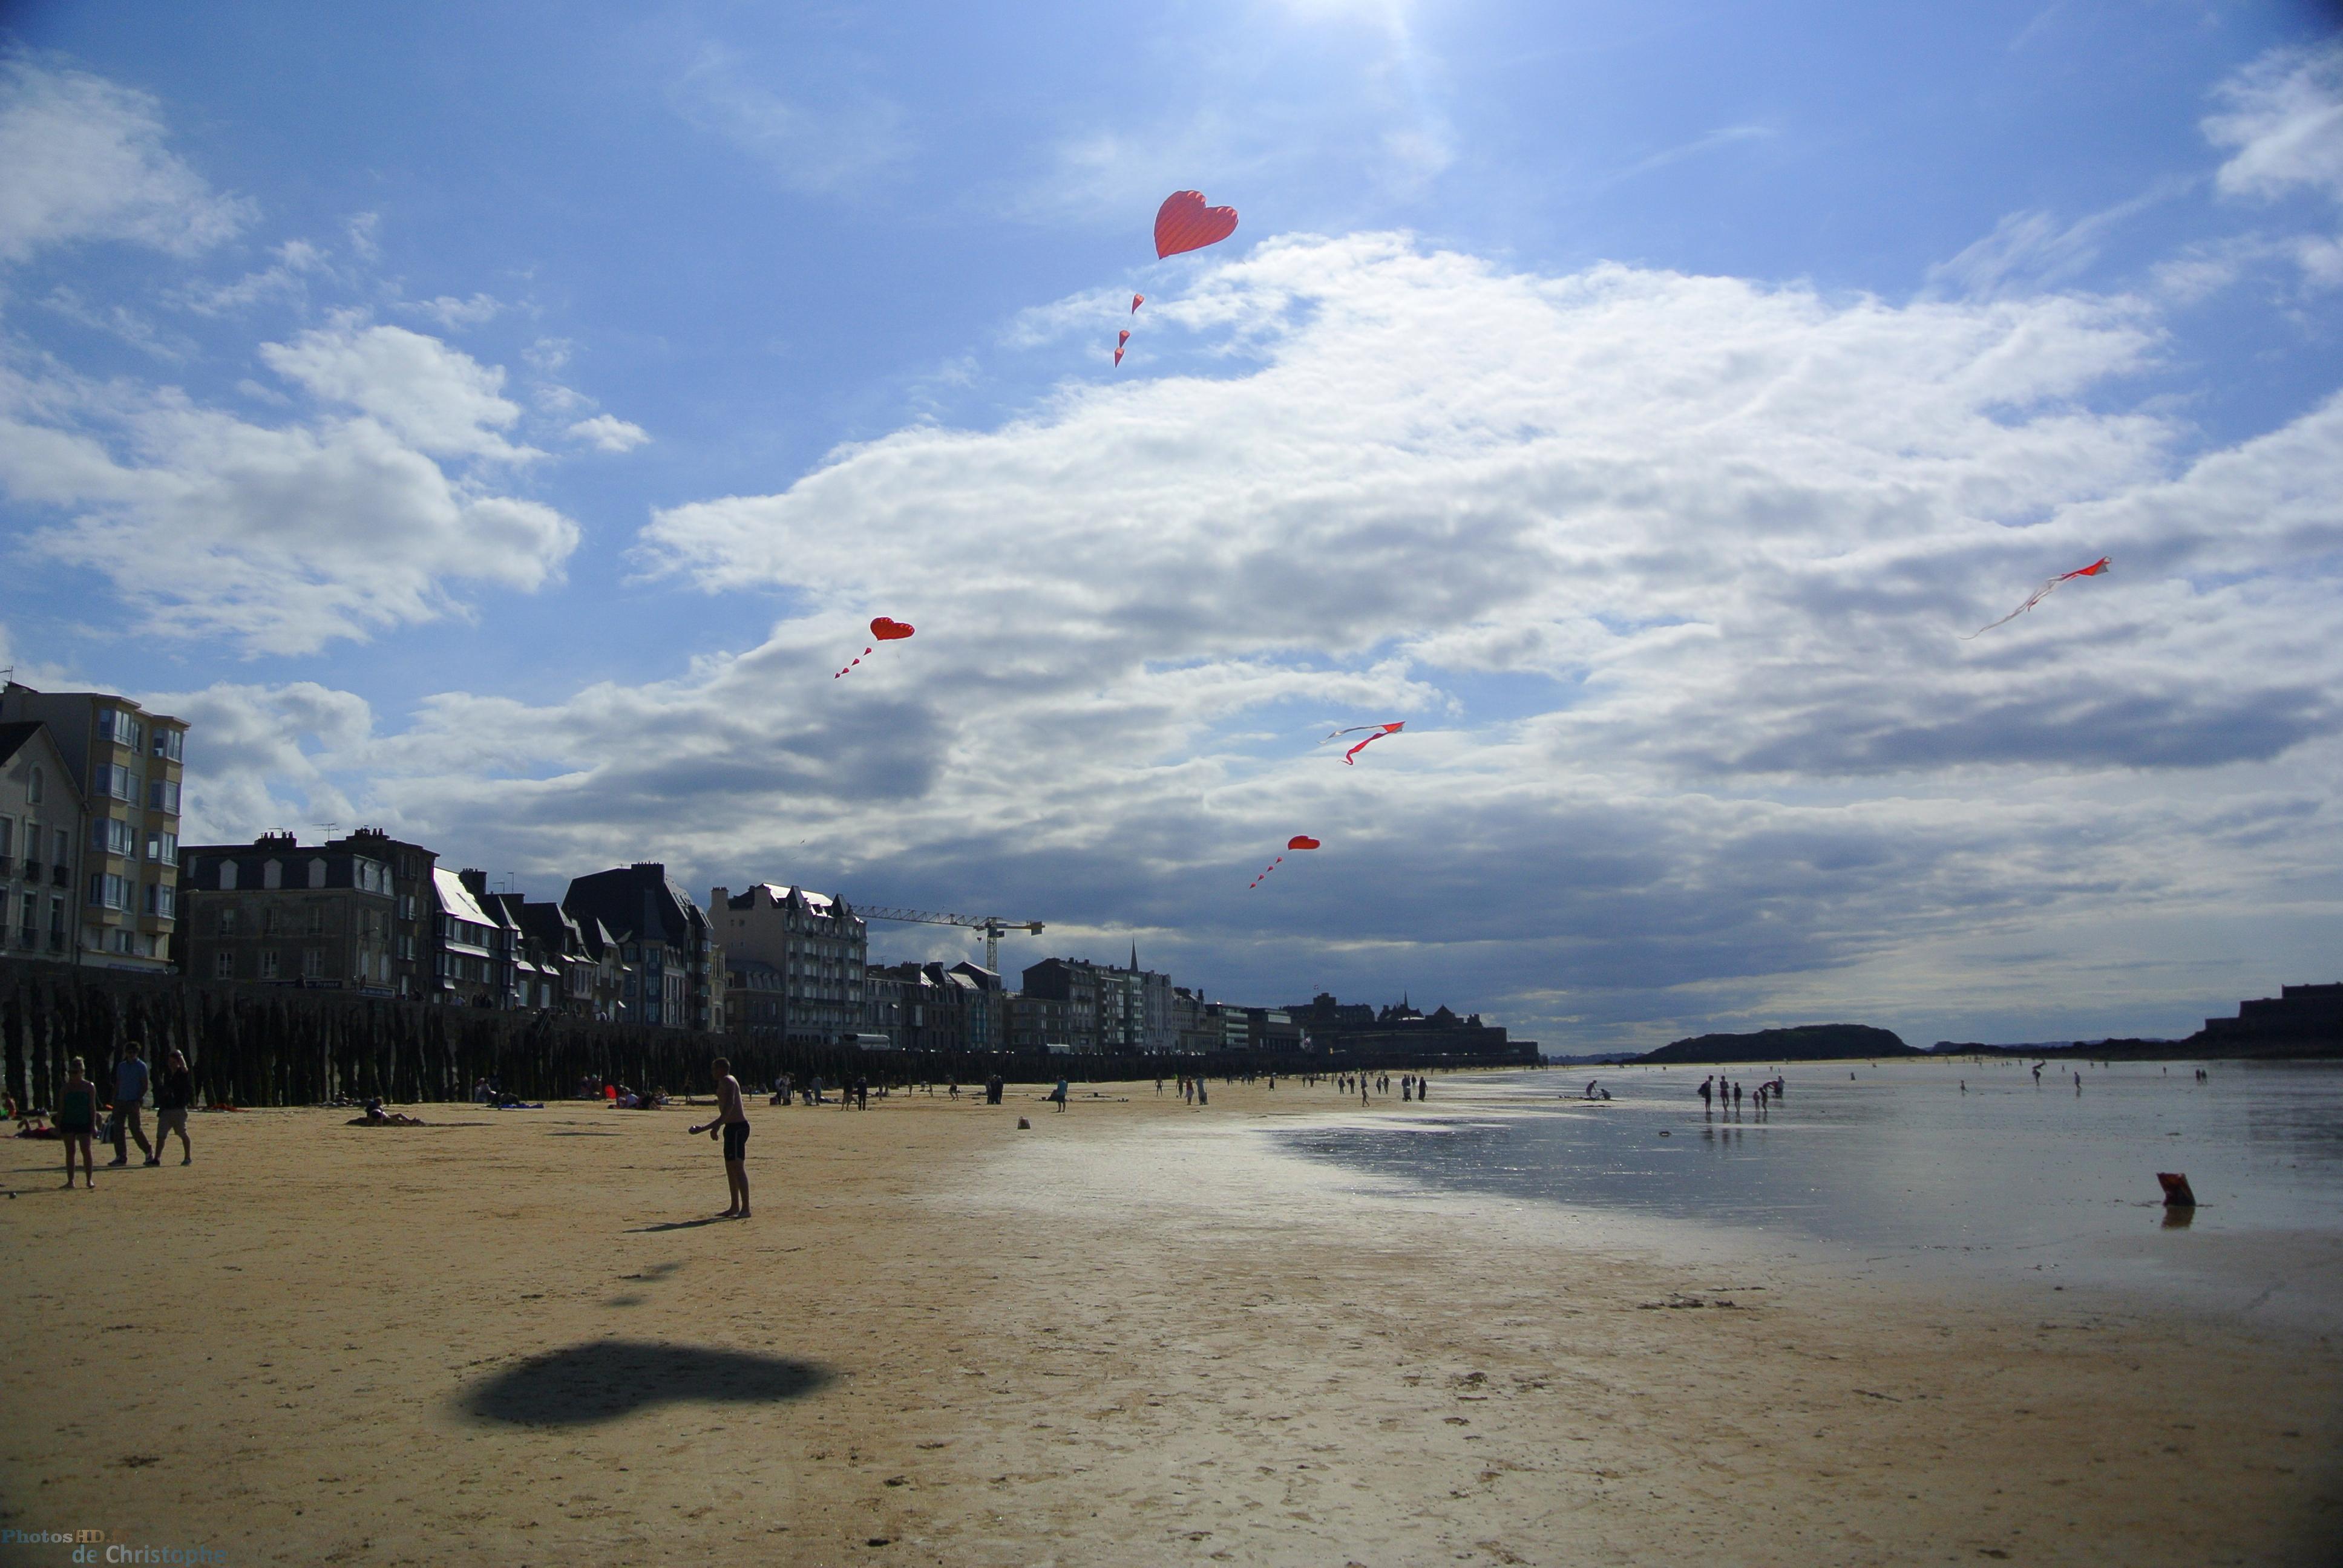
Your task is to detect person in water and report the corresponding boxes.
[687,1057,752,1219]
[57,1056,99,1187]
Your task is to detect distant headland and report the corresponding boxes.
[1642,1023,1916,1064]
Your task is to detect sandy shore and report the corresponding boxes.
[4,1079,2337,1567]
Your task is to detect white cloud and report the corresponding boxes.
[0,327,578,655]
[566,413,649,452]
[186,234,2336,1047]
[148,681,373,843]
[399,292,503,330]
[0,58,251,264]
[669,45,908,194]
[2205,41,2343,204]
[258,319,533,462]
[1927,186,2174,298]
[179,238,327,316]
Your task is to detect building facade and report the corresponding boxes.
[1020,950,1173,1053]
[0,682,188,972]
[177,834,398,993]
[329,830,439,999]
[0,722,83,964]
[709,882,867,1045]
[563,863,723,1031]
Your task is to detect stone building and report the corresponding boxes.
[709,882,867,1045]
[0,722,84,964]
[327,830,439,1000]
[1021,949,1172,1053]
[0,682,188,972]
[563,863,723,1031]
[177,834,398,993]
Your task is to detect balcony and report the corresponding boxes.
[50,864,69,888]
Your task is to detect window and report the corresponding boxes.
[146,828,176,864]
[307,903,326,935]
[397,894,415,920]
[93,763,138,803]
[99,708,143,751]
[262,907,278,936]
[148,777,179,813]
[262,859,281,890]
[301,948,323,979]
[308,858,326,889]
[0,818,11,857]
[88,873,131,910]
[151,727,183,762]
[214,950,234,979]
[146,882,175,919]
[53,828,67,866]
[219,860,237,890]
[91,817,137,858]
[218,906,237,936]
[260,950,280,979]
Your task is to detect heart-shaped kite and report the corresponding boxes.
[1250,835,1321,889]
[837,616,917,678]
[1155,190,1239,259]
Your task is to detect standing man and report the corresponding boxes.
[152,1047,194,1165]
[686,1057,751,1220]
[108,1042,154,1168]
[1698,1076,1714,1114]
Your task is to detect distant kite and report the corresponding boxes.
[1155,190,1239,258]
[1250,835,1321,890]
[1962,557,2111,639]
[1131,294,1144,314]
[1323,721,1405,766]
[1115,329,1130,366]
[834,616,916,678]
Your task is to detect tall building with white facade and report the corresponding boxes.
[0,683,188,972]
[712,882,868,1045]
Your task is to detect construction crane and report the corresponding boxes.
[859,906,1046,972]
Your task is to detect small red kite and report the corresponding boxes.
[1250,835,1321,890]
[1963,557,2111,639]
[836,616,916,678]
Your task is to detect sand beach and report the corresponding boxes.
[4,1078,2338,1567]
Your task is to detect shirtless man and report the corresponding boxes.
[687,1057,752,1219]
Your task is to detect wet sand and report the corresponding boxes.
[4,1080,2338,1566]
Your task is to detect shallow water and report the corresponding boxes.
[1271,1057,2343,1331]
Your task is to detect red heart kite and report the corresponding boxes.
[837,617,916,678]
[1250,835,1320,889]
[1155,190,1239,259]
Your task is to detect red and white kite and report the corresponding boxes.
[1115,328,1130,366]
[1130,293,1144,314]
[1250,835,1321,890]
[834,616,916,678]
[1323,721,1405,766]
[1962,557,2111,639]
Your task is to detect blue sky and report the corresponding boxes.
[4,1,2341,1048]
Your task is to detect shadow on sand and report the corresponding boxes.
[462,1341,831,1426]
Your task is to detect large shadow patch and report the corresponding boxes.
[462,1341,831,1426]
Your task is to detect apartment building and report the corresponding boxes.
[177,833,398,993]
[1021,949,1173,1053]
[329,829,439,999]
[563,863,723,1031]
[0,682,188,972]
[432,867,503,1007]
[0,722,83,963]
[709,882,867,1045]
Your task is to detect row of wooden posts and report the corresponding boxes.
[0,961,1444,1112]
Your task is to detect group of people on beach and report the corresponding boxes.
[21,1042,195,1188]
[1698,1074,1784,1115]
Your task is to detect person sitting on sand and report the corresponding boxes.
[57,1057,99,1187]
[349,1097,427,1126]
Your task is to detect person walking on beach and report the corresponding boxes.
[107,1043,154,1168]
[686,1057,751,1219]
[1050,1079,1069,1112]
[153,1047,194,1165]
[1731,1081,1742,1112]
[58,1056,99,1189]
[1699,1076,1714,1113]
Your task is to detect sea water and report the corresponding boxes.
[1271,1057,2343,1332]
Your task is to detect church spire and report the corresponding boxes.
[1130,939,1139,973]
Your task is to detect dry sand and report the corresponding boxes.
[4,1079,2338,1567]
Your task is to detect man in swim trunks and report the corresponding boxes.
[687,1057,751,1219]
